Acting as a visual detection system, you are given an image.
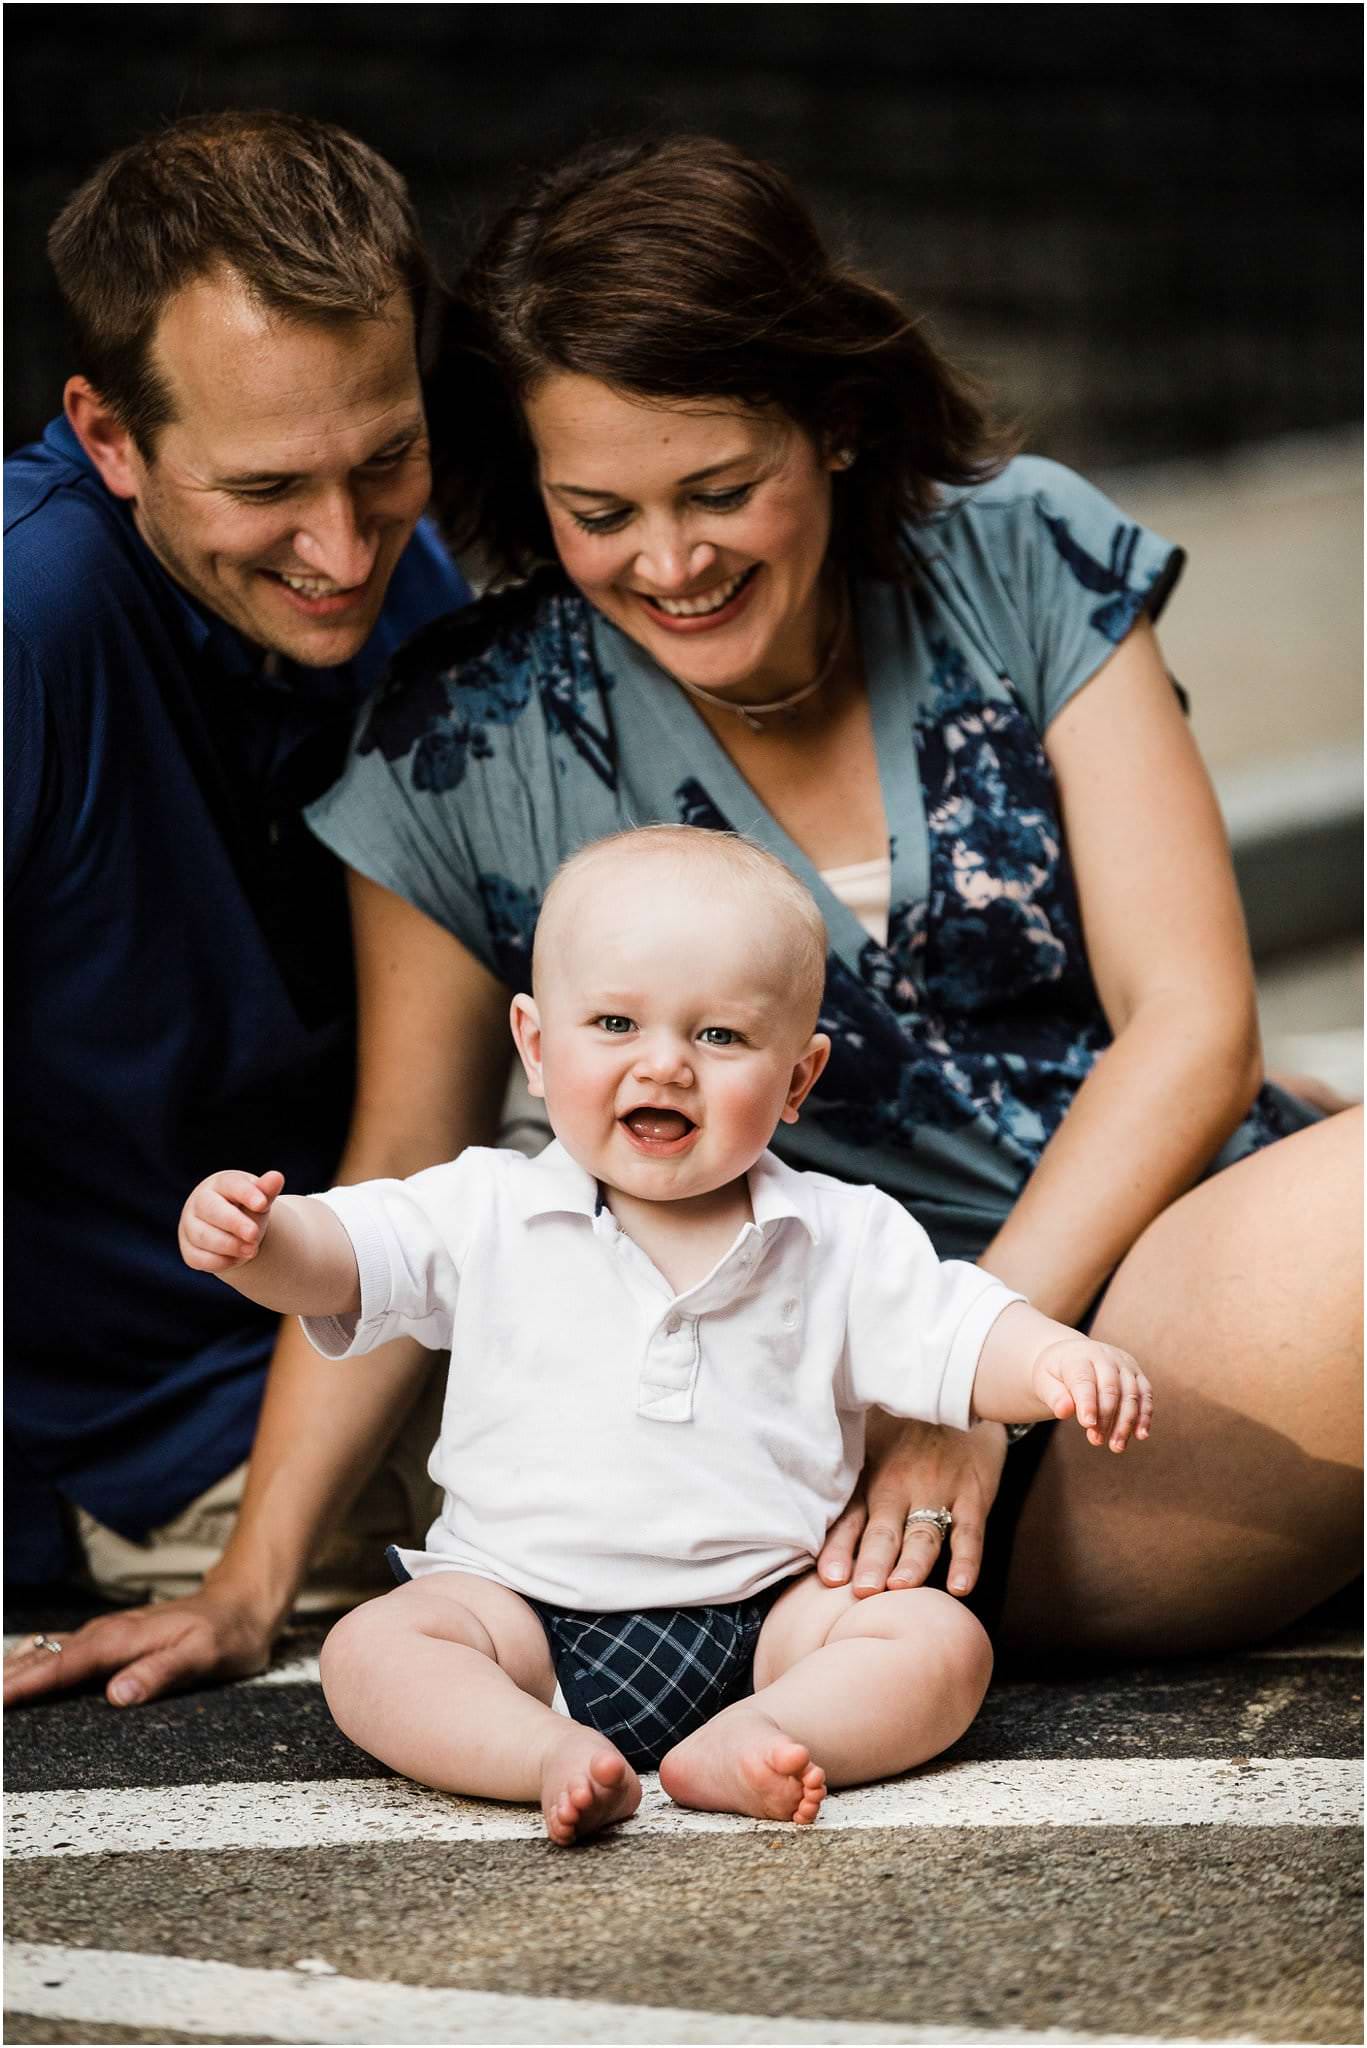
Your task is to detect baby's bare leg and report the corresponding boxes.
[319,1573,640,1844]
[659,1574,991,1821]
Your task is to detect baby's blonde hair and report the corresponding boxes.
[534,826,829,1032]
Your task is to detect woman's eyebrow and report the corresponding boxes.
[547,453,754,500]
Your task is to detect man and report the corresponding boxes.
[5,112,468,1702]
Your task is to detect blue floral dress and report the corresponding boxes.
[308,457,1311,1262]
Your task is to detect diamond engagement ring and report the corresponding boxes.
[904,1507,953,1541]
[31,1633,63,1655]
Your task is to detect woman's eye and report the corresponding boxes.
[596,1015,634,1034]
[570,508,630,536]
[694,485,752,513]
[699,1026,739,1046]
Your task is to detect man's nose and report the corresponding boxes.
[290,488,378,588]
[635,531,718,594]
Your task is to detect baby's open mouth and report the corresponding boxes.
[621,1108,696,1142]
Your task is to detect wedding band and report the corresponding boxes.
[31,1633,63,1655]
[904,1507,953,1542]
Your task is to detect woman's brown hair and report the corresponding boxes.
[433,134,1013,583]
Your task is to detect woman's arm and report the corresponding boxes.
[978,616,1262,1322]
[7,874,514,1709]
[819,616,1257,1601]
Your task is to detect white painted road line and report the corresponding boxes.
[7,1758,1359,1860]
[0,1942,1242,2046]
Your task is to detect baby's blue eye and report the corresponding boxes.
[597,1015,634,1034]
[699,1027,739,1046]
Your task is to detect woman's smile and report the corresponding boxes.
[632,564,761,632]
[525,374,840,698]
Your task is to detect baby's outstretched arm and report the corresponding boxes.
[178,1170,360,1319]
[971,1301,1152,1453]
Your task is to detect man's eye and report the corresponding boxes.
[596,1015,634,1034]
[229,483,291,504]
[360,445,415,475]
[699,1026,739,1046]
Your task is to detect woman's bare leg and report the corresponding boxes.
[320,1574,640,1843]
[1000,1109,1362,1659]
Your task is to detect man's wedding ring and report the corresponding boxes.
[31,1633,63,1655]
[904,1507,953,1542]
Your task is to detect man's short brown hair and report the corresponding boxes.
[48,110,430,455]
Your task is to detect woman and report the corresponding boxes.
[304,133,1361,1661]
[18,134,1356,1707]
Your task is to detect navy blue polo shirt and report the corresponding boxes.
[4,417,469,1585]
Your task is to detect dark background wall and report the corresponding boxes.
[5,2,1361,464]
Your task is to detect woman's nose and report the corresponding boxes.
[635,532,718,594]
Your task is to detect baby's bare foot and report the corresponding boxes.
[540,1730,641,1846]
[659,1705,827,1825]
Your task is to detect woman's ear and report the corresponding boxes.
[509,994,546,1099]
[780,1032,831,1124]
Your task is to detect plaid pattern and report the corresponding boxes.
[529,1588,785,1771]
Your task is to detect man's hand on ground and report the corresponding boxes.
[3,1584,274,1710]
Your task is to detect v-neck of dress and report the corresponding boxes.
[591,575,929,979]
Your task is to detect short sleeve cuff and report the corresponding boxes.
[297,1184,398,1360]
[935,1279,1026,1430]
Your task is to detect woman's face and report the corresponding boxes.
[524,373,842,700]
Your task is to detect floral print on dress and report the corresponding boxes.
[1036,505,1154,643]
[358,573,618,797]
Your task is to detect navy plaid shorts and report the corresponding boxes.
[528,1588,786,1771]
[383,1547,787,1772]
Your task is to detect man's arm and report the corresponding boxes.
[5,876,514,1708]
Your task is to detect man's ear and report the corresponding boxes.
[779,1032,831,1125]
[509,993,546,1100]
[64,377,143,501]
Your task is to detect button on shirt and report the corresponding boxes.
[304,1142,1021,1609]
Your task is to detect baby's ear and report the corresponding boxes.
[780,1032,831,1125]
[508,994,546,1099]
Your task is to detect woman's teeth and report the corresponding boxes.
[646,567,753,618]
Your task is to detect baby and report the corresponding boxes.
[180,826,1151,1844]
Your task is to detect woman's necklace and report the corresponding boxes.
[667,578,850,734]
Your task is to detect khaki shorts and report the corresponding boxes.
[75,1360,447,1614]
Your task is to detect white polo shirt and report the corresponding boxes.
[304,1142,1021,1610]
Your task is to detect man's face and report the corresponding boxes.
[121,272,431,667]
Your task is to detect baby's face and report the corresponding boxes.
[514,864,825,1206]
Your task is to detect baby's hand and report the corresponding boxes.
[179,1169,285,1275]
[1031,1337,1152,1453]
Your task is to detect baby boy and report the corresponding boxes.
[179,826,1151,1843]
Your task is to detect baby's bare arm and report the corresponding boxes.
[972,1300,1152,1451]
[178,1170,360,1318]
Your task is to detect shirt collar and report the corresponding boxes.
[746,1147,822,1244]
[514,1138,820,1243]
[513,1139,603,1223]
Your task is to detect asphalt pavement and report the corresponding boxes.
[4,1584,1361,2046]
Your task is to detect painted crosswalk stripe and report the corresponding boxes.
[7,1757,1358,1860]
[0,1942,1244,2046]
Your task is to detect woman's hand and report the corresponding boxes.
[816,1413,1009,1599]
[3,1578,274,1710]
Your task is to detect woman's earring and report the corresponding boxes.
[832,447,857,470]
